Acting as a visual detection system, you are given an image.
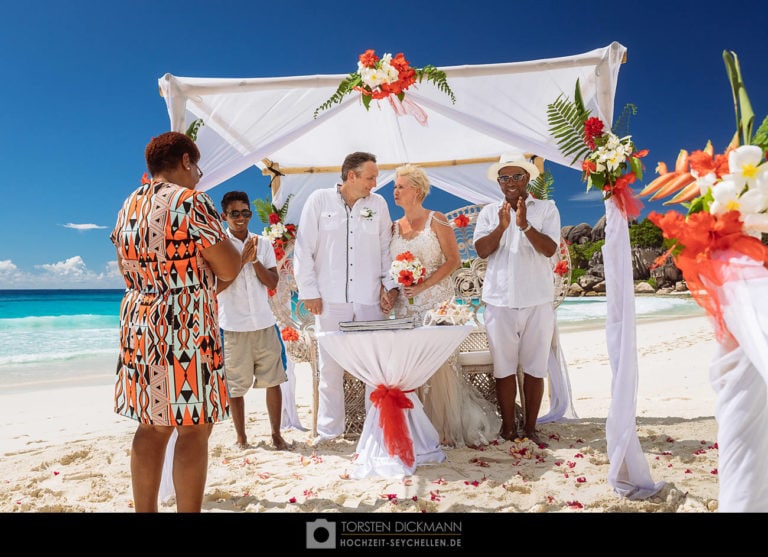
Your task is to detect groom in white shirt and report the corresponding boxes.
[294,151,400,444]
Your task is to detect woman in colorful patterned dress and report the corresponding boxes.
[111,131,241,512]
[389,164,501,447]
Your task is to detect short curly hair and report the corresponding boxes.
[145,131,200,176]
[395,164,430,201]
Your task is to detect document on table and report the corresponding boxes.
[338,316,416,332]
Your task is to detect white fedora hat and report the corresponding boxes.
[486,152,540,182]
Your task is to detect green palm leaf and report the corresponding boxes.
[546,81,591,165]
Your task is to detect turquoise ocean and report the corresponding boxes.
[0,289,704,393]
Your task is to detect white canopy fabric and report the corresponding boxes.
[158,42,627,223]
[157,41,664,500]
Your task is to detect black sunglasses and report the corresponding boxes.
[226,210,252,218]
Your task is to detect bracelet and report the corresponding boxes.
[519,221,532,233]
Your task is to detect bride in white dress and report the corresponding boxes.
[389,164,501,447]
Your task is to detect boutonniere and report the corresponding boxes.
[360,207,375,220]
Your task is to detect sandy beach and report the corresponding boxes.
[0,313,720,514]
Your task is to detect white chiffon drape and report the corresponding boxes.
[706,253,768,512]
[317,325,473,479]
[538,322,579,424]
[603,199,664,499]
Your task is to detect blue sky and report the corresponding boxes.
[1,0,765,289]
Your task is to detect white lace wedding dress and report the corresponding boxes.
[390,211,501,447]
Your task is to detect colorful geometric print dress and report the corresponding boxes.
[390,211,501,447]
[110,181,231,426]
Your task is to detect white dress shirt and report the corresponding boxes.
[217,230,277,331]
[294,186,397,305]
[474,197,561,308]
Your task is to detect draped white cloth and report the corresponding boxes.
[317,325,473,479]
[602,199,664,499]
[281,360,308,432]
[706,253,768,512]
[538,322,579,424]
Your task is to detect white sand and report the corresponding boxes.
[0,314,720,513]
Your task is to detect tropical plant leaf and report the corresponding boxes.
[723,50,754,147]
[611,103,637,138]
[528,169,554,200]
[546,92,590,165]
[185,118,205,142]
[416,65,456,105]
[314,73,361,118]
[253,193,294,225]
[752,114,768,153]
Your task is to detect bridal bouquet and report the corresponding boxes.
[389,251,426,304]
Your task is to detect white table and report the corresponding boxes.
[318,324,473,479]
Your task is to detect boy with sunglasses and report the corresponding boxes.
[217,191,290,451]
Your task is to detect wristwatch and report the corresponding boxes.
[519,221,532,233]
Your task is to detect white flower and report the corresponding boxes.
[359,207,375,220]
[727,145,765,189]
[263,221,287,243]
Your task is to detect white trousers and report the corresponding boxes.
[315,301,383,438]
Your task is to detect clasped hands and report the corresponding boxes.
[498,197,528,230]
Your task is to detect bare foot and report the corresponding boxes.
[272,433,290,451]
[524,431,549,448]
[234,441,250,450]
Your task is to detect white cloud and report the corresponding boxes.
[62,223,108,230]
[0,259,18,272]
[0,257,125,289]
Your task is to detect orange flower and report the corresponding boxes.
[358,49,379,68]
[454,214,470,228]
[281,327,300,342]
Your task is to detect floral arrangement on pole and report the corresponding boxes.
[637,50,768,342]
[547,80,647,218]
[314,49,456,123]
[253,194,297,263]
[389,251,426,304]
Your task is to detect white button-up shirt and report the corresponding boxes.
[474,197,561,308]
[294,186,397,305]
[217,230,278,331]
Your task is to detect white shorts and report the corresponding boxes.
[484,302,554,380]
[223,327,287,396]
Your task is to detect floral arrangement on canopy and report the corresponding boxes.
[253,194,297,263]
[314,49,456,123]
[637,50,768,342]
[547,80,647,218]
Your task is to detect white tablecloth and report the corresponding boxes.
[318,325,474,479]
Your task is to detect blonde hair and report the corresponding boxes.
[395,164,430,202]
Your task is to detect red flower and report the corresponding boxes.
[553,260,569,277]
[358,49,379,68]
[141,172,151,185]
[281,327,299,342]
[583,117,604,150]
[268,213,280,225]
[454,214,470,228]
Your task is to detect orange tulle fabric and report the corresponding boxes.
[648,209,768,342]
[369,385,415,468]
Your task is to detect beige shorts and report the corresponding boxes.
[485,302,554,380]
[223,327,287,396]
